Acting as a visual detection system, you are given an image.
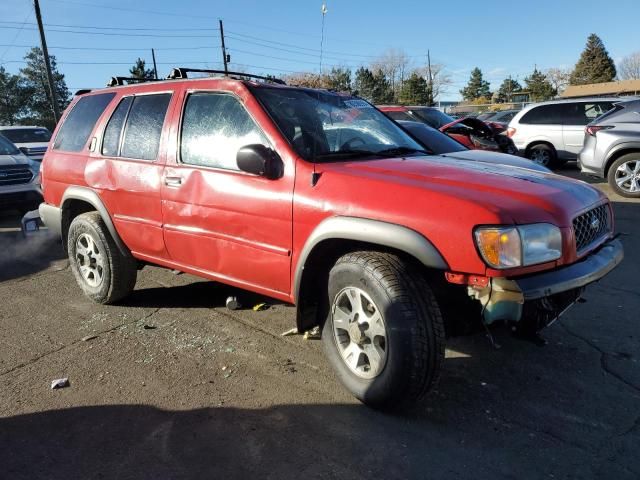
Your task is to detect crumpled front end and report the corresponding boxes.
[469,237,623,331]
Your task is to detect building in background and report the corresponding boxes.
[561,79,640,99]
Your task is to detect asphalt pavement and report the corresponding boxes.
[0,165,638,479]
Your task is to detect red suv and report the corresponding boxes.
[39,69,623,409]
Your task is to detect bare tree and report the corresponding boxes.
[618,52,640,80]
[371,48,411,99]
[545,68,571,94]
[415,63,452,103]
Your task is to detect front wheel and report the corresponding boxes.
[527,143,557,168]
[607,154,640,198]
[322,251,445,409]
[67,212,137,304]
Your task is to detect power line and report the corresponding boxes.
[0,25,217,38]
[225,34,369,64]
[0,44,220,51]
[0,20,218,32]
[0,12,33,63]
[46,0,209,19]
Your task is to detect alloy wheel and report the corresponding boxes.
[614,159,640,193]
[530,148,550,166]
[75,233,105,288]
[331,286,388,379]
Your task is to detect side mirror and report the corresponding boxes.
[236,144,283,180]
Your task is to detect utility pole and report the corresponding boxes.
[219,19,228,74]
[33,0,60,123]
[320,2,328,74]
[427,50,434,106]
[151,48,158,79]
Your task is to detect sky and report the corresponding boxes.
[1,0,638,101]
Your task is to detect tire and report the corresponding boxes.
[322,251,445,409]
[527,143,558,168]
[67,212,137,304]
[607,153,640,198]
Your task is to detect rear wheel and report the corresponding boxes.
[322,251,445,409]
[67,212,137,304]
[607,153,640,198]
[527,143,557,168]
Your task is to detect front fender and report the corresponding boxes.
[293,216,448,302]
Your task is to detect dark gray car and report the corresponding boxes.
[579,99,640,198]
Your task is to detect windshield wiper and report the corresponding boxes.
[315,149,382,160]
[314,146,431,162]
[375,146,431,156]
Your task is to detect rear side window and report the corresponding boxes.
[180,93,268,171]
[120,94,172,160]
[519,104,565,125]
[53,93,115,152]
[102,96,133,156]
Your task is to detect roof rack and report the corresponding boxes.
[167,67,286,85]
[106,76,163,87]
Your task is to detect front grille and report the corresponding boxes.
[573,204,610,253]
[0,166,33,186]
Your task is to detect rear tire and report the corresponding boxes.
[527,143,558,168]
[67,212,137,304]
[322,251,445,410]
[607,153,640,198]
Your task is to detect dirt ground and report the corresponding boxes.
[0,165,638,479]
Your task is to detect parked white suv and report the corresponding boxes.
[507,98,621,168]
[0,126,51,165]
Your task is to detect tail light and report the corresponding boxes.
[586,125,613,136]
[506,127,516,138]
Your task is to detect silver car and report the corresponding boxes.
[0,134,42,212]
[0,126,51,164]
[579,99,640,198]
[507,98,621,168]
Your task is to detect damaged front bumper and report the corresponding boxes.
[470,238,624,325]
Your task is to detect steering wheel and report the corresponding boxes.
[339,136,367,151]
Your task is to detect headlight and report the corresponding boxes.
[474,224,562,269]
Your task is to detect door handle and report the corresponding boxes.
[164,176,182,187]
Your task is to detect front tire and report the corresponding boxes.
[607,154,640,198]
[527,143,557,168]
[322,251,445,409]
[67,212,137,304]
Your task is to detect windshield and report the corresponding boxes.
[0,128,51,143]
[409,108,456,129]
[251,87,426,161]
[0,135,21,155]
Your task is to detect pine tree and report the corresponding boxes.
[19,47,70,129]
[129,58,155,80]
[0,66,30,125]
[569,34,617,85]
[399,72,431,105]
[354,67,393,103]
[324,67,351,92]
[460,67,491,101]
[525,68,557,102]
[371,69,394,104]
[495,77,522,103]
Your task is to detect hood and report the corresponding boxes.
[0,153,31,167]
[320,155,606,227]
[439,149,550,172]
